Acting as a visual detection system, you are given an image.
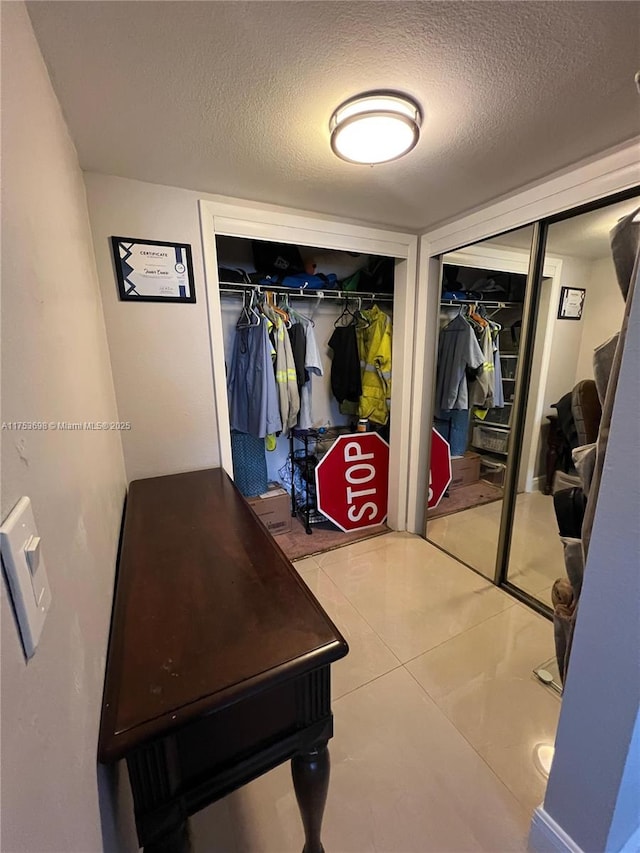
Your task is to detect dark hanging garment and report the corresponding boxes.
[328,325,362,404]
[287,322,307,390]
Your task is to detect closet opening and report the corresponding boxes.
[215,234,398,563]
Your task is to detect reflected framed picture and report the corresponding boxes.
[557,286,585,320]
[111,236,196,303]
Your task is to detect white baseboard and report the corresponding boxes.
[529,807,585,853]
[523,474,545,493]
[532,475,545,492]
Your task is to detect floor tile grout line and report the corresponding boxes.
[316,565,404,665]
[332,662,405,704]
[318,561,520,668]
[401,663,540,818]
[397,605,525,667]
[315,536,552,822]
[308,538,556,698]
[313,540,558,706]
[314,532,401,570]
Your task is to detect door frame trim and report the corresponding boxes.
[199,199,418,531]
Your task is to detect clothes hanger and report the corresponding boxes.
[285,294,314,327]
[249,289,262,325]
[355,296,372,329]
[479,304,502,332]
[361,293,375,310]
[258,290,276,324]
[469,302,488,328]
[459,304,473,325]
[237,290,260,328]
[465,303,484,330]
[266,290,289,325]
[278,292,306,326]
[334,295,356,327]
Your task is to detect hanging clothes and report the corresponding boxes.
[328,323,362,407]
[434,409,470,457]
[434,313,484,411]
[298,319,323,430]
[469,325,495,409]
[287,322,307,390]
[356,304,392,425]
[227,317,282,439]
[273,315,300,433]
[492,329,505,408]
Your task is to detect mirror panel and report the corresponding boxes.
[425,225,535,581]
[504,196,640,605]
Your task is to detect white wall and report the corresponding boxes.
[575,255,625,383]
[84,174,222,483]
[540,256,591,413]
[527,253,624,488]
[535,263,640,852]
[85,176,382,486]
[1,5,133,852]
[524,256,590,489]
[86,175,406,490]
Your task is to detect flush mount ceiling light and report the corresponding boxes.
[330,91,422,165]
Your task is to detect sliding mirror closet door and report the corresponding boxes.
[425,225,535,580]
[504,195,640,606]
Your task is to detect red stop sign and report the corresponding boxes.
[315,433,389,531]
[428,428,452,509]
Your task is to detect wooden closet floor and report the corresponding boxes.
[426,480,503,520]
[275,517,389,562]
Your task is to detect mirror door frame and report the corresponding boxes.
[409,141,639,605]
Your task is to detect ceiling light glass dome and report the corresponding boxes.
[330,91,422,165]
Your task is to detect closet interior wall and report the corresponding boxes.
[216,236,395,489]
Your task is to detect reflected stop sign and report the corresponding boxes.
[428,428,452,509]
[315,433,389,531]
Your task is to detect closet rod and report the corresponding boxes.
[219,281,394,303]
[440,298,521,308]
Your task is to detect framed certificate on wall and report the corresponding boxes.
[557,286,586,320]
[111,237,196,303]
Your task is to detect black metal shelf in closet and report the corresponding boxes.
[289,426,352,535]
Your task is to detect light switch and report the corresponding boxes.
[1,497,51,658]
[25,535,41,575]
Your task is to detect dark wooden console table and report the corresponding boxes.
[98,468,348,852]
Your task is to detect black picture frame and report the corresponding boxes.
[557,286,586,320]
[111,236,196,303]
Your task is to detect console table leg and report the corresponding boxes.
[292,742,330,853]
[143,820,191,853]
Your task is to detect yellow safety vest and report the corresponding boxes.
[357,306,392,425]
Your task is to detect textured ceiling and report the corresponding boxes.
[27,1,640,231]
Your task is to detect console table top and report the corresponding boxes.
[98,468,347,762]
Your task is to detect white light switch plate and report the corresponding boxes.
[1,497,51,658]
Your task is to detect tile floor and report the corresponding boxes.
[427,491,566,606]
[191,532,561,852]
